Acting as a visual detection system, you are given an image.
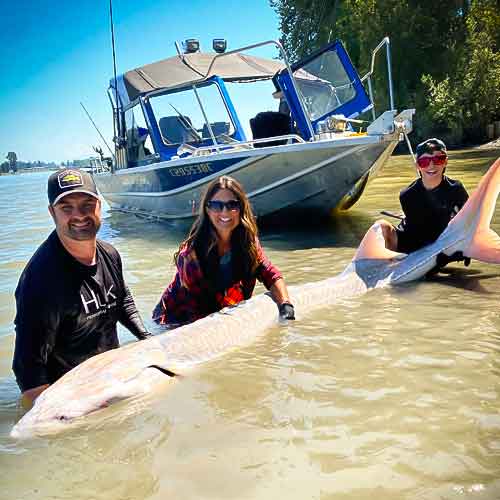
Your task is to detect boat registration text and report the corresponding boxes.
[169,163,213,177]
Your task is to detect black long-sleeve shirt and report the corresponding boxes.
[13,231,149,392]
[396,176,469,254]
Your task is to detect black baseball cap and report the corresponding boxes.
[48,169,99,205]
[415,138,447,158]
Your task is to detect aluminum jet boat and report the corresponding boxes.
[92,37,414,220]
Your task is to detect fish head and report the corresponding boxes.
[11,346,134,438]
[10,340,179,439]
[10,373,127,439]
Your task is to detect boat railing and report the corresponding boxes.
[89,156,112,174]
[176,134,306,158]
[360,37,395,121]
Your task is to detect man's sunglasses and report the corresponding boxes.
[416,153,447,169]
[206,199,241,212]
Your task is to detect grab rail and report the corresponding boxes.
[176,134,306,157]
[360,37,395,120]
[90,157,112,174]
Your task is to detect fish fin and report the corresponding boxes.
[449,157,500,232]
[467,228,500,263]
[354,221,403,261]
[447,157,500,262]
[474,157,500,233]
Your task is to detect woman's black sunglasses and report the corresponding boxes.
[206,200,241,212]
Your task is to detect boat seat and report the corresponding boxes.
[159,115,198,144]
[201,122,230,139]
[126,126,151,164]
[249,111,291,148]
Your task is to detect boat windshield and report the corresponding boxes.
[149,82,235,145]
[293,50,356,121]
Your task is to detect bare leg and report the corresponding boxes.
[354,219,403,261]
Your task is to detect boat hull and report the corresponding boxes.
[93,136,398,220]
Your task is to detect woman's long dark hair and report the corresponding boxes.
[175,176,260,282]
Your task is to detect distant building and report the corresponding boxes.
[7,152,18,172]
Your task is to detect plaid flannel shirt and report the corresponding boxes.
[152,238,282,325]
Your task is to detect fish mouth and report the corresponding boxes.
[10,417,68,440]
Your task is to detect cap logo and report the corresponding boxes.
[58,170,83,189]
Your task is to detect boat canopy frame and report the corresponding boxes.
[110,40,316,138]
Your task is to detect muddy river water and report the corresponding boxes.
[1,149,499,500]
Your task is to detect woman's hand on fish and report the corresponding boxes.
[278,302,295,320]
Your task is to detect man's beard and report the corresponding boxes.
[65,218,101,240]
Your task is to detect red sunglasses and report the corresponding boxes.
[416,153,447,169]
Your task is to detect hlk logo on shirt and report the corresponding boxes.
[80,285,117,316]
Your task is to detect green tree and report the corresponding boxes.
[271,0,499,144]
[270,0,341,61]
[423,0,500,144]
[272,1,468,112]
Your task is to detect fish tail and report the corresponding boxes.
[453,157,500,263]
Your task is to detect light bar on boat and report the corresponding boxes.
[213,39,227,53]
[184,39,200,53]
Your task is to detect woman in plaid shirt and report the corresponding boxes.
[153,176,294,326]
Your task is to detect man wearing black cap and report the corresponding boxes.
[367,138,469,259]
[12,169,152,407]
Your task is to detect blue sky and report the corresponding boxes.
[0,0,281,162]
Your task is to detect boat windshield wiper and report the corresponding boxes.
[169,103,202,142]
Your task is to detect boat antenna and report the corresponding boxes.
[109,0,119,148]
[80,102,115,158]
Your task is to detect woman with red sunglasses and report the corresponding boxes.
[366,138,469,258]
[153,176,294,326]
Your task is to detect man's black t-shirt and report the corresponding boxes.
[13,231,148,392]
[396,176,469,254]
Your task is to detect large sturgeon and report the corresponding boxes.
[11,158,500,439]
